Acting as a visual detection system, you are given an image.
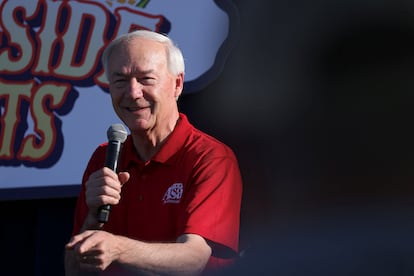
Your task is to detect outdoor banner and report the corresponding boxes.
[0,0,238,199]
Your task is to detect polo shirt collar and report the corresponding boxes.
[120,113,192,168]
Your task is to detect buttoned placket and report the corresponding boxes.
[124,160,149,236]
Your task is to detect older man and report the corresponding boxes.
[64,30,243,275]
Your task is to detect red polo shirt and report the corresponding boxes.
[72,113,243,271]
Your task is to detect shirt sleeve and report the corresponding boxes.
[179,146,243,260]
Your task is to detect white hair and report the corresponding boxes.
[101,30,185,77]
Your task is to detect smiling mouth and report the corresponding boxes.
[126,106,149,112]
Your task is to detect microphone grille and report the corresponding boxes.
[107,123,128,142]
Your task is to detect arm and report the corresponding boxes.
[65,166,211,275]
[114,232,211,275]
[65,167,128,275]
[65,231,211,275]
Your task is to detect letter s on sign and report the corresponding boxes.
[0,1,39,74]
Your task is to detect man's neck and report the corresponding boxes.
[132,113,180,162]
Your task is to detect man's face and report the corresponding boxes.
[107,37,182,135]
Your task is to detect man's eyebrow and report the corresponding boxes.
[137,69,155,75]
[110,71,127,79]
[111,69,154,77]
[113,71,125,76]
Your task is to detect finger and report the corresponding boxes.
[101,167,120,180]
[87,169,120,189]
[87,169,121,193]
[79,256,104,272]
[76,231,107,255]
[80,254,102,265]
[85,173,123,207]
[98,171,122,192]
[66,230,96,248]
[89,167,117,179]
[118,171,130,186]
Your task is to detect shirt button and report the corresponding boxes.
[138,195,143,201]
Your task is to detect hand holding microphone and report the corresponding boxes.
[97,124,128,223]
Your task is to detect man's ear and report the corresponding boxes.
[174,72,184,100]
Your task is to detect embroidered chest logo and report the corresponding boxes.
[162,183,184,204]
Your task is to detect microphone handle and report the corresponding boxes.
[98,140,122,223]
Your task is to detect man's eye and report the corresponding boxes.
[140,77,155,85]
[113,82,126,89]
[112,78,127,86]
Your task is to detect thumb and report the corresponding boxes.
[118,171,130,186]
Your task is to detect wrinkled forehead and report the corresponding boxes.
[108,38,169,72]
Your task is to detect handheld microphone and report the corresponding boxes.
[97,123,128,223]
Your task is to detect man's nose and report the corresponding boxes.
[128,78,143,98]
